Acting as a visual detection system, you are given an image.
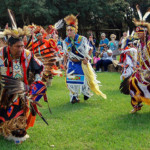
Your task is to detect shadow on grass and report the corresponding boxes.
[0,136,17,148]
[112,111,150,131]
[53,101,91,112]
[51,98,103,114]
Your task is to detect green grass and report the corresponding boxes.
[1,72,150,150]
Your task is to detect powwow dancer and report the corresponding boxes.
[0,10,49,144]
[120,47,137,81]
[63,14,106,104]
[24,25,62,87]
[120,34,137,81]
[120,5,150,113]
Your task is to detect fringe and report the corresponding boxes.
[82,62,107,99]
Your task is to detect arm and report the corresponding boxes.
[63,54,68,70]
[29,54,44,81]
[62,40,68,70]
[118,37,123,45]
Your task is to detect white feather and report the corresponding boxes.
[143,10,150,21]
[127,29,130,37]
[136,5,143,21]
[54,19,64,30]
[7,9,17,29]
[131,30,135,36]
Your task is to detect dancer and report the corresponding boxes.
[120,5,150,113]
[63,14,106,104]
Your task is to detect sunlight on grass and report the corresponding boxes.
[1,72,150,150]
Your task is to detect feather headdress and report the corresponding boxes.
[1,26,31,38]
[135,5,150,21]
[133,5,150,33]
[64,14,78,33]
[0,9,31,38]
[46,19,64,35]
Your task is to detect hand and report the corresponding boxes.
[82,58,88,65]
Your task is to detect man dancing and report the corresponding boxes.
[63,14,106,104]
[0,26,46,143]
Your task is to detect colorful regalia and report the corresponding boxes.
[25,24,63,87]
[120,5,150,113]
[63,14,106,103]
[0,10,50,144]
[120,43,137,81]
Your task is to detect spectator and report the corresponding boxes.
[93,51,100,69]
[89,35,96,57]
[119,32,127,49]
[98,33,109,52]
[108,34,119,60]
[96,49,113,72]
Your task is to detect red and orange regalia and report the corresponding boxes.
[0,26,48,144]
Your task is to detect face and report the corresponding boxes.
[89,36,93,40]
[10,41,24,58]
[123,32,127,37]
[111,37,115,40]
[95,52,98,57]
[107,52,112,56]
[101,35,105,40]
[66,26,75,38]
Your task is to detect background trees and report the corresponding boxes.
[0,0,149,40]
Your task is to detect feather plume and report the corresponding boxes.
[1,75,27,94]
[7,9,17,29]
[127,28,130,37]
[131,30,135,36]
[136,5,143,21]
[143,8,150,21]
[64,14,78,33]
[25,35,32,48]
[35,52,55,58]
[54,19,64,30]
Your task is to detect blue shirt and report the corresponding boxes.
[108,41,118,51]
[99,38,109,52]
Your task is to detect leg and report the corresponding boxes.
[103,60,112,71]
[81,79,92,101]
[131,97,143,113]
[96,60,103,71]
[68,84,80,104]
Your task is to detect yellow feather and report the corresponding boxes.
[82,62,107,99]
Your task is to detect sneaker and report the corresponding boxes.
[84,95,89,101]
[71,96,80,104]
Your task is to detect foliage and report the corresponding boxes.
[0,0,149,38]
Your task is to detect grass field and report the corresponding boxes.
[1,72,150,150]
